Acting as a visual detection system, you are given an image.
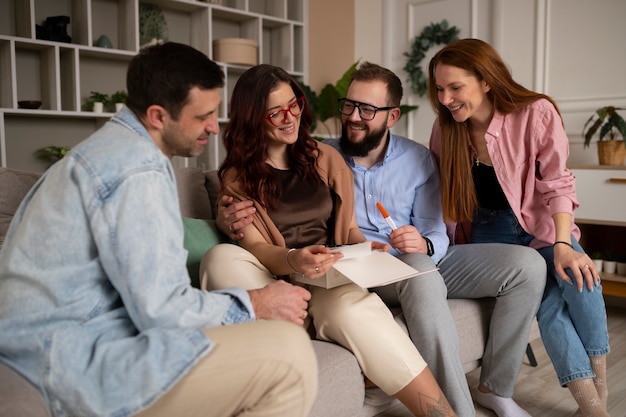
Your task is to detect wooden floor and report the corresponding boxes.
[379,302,626,417]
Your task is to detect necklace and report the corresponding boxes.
[473,155,493,167]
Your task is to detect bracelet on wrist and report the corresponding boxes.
[286,248,299,273]
[424,237,435,257]
[553,241,573,249]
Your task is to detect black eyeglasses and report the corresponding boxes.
[265,96,306,127]
[338,98,395,121]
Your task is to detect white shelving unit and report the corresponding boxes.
[0,0,307,172]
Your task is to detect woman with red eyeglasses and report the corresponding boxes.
[200,64,458,416]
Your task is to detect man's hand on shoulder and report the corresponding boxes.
[216,195,255,240]
[248,280,311,326]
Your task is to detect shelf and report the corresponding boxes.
[602,273,626,298]
[0,0,307,171]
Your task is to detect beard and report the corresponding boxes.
[339,121,387,157]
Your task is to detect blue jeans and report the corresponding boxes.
[471,207,609,386]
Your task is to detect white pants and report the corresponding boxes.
[200,243,427,395]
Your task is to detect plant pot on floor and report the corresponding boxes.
[597,140,626,165]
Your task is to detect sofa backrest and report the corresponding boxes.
[0,168,43,248]
[175,167,220,220]
[0,167,220,248]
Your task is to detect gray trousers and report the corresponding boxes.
[373,243,546,417]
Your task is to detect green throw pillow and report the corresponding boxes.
[182,217,225,289]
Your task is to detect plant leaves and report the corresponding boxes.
[318,83,341,122]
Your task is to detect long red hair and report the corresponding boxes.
[427,38,561,223]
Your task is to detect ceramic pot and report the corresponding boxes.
[92,102,104,113]
[616,262,626,276]
[592,259,603,272]
[603,260,617,274]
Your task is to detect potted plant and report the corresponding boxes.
[582,106,626,165]
[84,91,110,113]
[590,251,604,272]
[603,251,617,274]
[35,145,71,165]
[111,90,128,112]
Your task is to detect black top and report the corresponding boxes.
[471,160,510,210]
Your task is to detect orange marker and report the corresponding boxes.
[376,202,397,230]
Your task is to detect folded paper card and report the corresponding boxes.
[294,242,436,289]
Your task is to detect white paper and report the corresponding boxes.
[294,242,437,289]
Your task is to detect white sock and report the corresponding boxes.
[475,390,531,417]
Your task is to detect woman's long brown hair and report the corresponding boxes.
[219,64,319,209]
[427,38,561,223]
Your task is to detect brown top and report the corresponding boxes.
[221,141,364,248]
[268,166,333,248]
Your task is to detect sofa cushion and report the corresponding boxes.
[0,361,51,417]
[182,217,227,288]
[0,168,42,247]
[175,168,214,219]
[308,340,365,417]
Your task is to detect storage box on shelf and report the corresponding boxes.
[571,166,626,298]
[0,0,306,172]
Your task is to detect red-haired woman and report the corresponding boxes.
[429,38,610,417]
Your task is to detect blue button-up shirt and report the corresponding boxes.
[325,133,449,263]
[0,108,254,417]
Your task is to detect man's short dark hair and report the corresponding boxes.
[350,61,403,107]
[125,42,224,119]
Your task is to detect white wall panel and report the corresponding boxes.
[378,0,626,164]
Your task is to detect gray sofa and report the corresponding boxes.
[0,166,534,417]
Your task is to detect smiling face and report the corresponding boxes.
[264,82,301,147]
[434,64,492,125]
[159,86,221,158]
[339,79,398,157]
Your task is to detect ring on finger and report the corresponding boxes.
[584,264,590,269]
[302,310,307,319]
[315,267,320,273]
[229,224,233,232]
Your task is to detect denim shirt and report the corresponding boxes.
[0,108,254,417]
[325,133,449,263]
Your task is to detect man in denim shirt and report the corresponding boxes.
[0,43,317,417]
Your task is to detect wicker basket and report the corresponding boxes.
[597,140,626,166]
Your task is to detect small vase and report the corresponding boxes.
[92,102,104,113]
[96,35,113,49]
[115,103,124,112]
[603,260,617,274]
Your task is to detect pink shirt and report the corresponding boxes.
[429,98,580,249]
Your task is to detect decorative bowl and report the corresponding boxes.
[18,100,42,109]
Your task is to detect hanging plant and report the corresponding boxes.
[403,20,460,97]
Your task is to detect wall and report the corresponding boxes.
[307,0,355,94]
[319,0,626,165]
